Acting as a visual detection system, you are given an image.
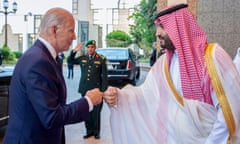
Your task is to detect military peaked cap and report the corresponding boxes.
[85,40,96,47]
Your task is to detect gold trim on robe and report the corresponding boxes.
[205,43,235,144]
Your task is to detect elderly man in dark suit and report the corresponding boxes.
[3,8,103,144]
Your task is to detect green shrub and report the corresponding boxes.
[0,44,16,61]
[13,51,23,59]
[8,52,16,60]
[106,30,132,47]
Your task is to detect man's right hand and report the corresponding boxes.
[103,86,118,107]
[73,42,84,52]
[86,88,103,106]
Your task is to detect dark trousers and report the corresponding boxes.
[61,127,65,144]
[67,64,74,79]
[85,101,103,135]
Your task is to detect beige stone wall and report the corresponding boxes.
[157,0,167,11]
[197,0,240,57]
[187,0,197,18]
[0,24,20,51]
[113,9,131,33]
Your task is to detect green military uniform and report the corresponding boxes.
[69,41,108,138]
[69,51,108,93]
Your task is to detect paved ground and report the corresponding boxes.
[64,65,113,144]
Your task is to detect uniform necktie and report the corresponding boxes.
[89,55,93,60]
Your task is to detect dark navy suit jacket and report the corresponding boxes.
[3,40,89,144]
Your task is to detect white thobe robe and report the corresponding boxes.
[110,43,240,144]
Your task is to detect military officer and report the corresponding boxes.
[69,40,108,139]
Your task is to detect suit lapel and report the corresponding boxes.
[35,40,67,103]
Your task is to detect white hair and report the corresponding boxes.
[39,8,72,34]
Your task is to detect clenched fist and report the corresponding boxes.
[103,86,118,107]
[86,88,103,106]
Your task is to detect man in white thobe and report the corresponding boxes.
[104,3,240,144]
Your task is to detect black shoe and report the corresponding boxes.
[83,133,93,139]
[94,135,100,139]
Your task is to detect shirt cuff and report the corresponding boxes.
[85,96,93,111]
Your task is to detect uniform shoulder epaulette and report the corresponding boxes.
[80,53,85,57]
[95,54,106,60]
[99,54,106,60]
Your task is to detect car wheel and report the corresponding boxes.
[136,68,140,80]
[130,72,137,86]
[130,78,136,86]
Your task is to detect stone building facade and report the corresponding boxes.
[0,24,21,52]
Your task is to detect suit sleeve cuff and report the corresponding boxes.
[84,96,93,111]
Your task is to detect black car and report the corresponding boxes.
[96,47,140,85]
[0,51,3,66]
[0,67,13,127]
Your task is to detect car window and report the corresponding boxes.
[97,49,129,60]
